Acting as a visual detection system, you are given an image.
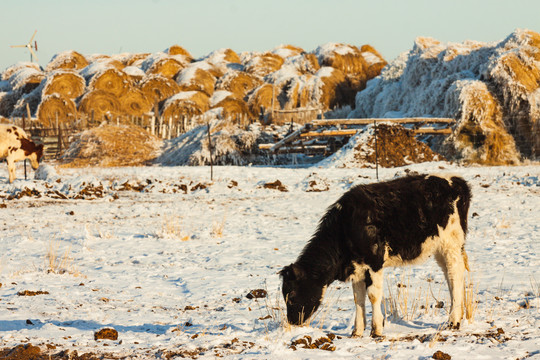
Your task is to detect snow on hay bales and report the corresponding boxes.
[165,44,194,62]
[61,123,163,167]
[215,70,263,99]
[349,29,540,163]
[247,83,278,116]
[244,52,285,77]
[46,50,89,71]
[141,53,187,79]
[176,64,217,97]
[87,67,132,98]
[8,66,46,94]
[42,70,85,99]
[37,93,77,126]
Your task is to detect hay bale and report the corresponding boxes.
[1,62,41,81]
[88,68,132,97]
[166,44,193,62]
[284,53,320,75]
[119,88,153,117]
[8,67,46,94]
[86,55,125,70]
[215,70,262,99]
[46,50,89,71]
[37,94,77,127]
[211,95,252,121]
[247,83,278,117]
[313,43,368,75]
[119,53,150,67]
[176,65,217,97]
[123,66,146,84]
[42,70,85,99]
[61,124,163,167]
[315,67,347,109]
[272,44,305,58]
[445,80,520,165]
[161,91,210,122]
[78,89,121,121]
[141,53,186,79]
[139,74,181,105]
[244,52,285,77]
[360,44,388,79]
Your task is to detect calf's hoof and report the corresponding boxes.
[446,322,460,330]
[370,329,384,338]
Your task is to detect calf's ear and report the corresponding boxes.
[279,263,305,281]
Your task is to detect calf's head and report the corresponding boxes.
[280,263,325,325]
[20,138,44,169]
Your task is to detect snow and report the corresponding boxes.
[0,159,538,359]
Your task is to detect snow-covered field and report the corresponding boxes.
[0,161,538,359]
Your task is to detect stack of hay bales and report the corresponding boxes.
[349,28,540,163]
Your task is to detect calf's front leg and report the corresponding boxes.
[351,279,367,337]
[367,269,384,337]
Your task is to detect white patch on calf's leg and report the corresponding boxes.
[351,279,367,337]
[367,268,384,337]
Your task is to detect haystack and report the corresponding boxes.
[37,94,77,127]
[88,68,132,97]
[445,80,520,164]
[215,70,262,99]
[244,52,285,77]
[119,88,153,117]
[176,65,217,97]
[161,91,210,122]
[166,44,193,62]
[139,74,181,105]
[272,44,305,58]
[360,44,388,79]
[8,67,46,94]
[123,66,146,84]
[46,50,89,72]
[42,70,85,99]
[61,124,163,167]
[141,53,186,79]
[247,83,279,117]
[78,89,121,121]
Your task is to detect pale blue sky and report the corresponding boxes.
[1,0,539,71]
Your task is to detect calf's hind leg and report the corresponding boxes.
[435,249,465,329]
[351,279,367,337]
[366,269,384,337]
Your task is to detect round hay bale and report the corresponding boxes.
[139,74,181,105]
[119,88,153,117]
[247,83,279,117]
[284,53,320,75]
[46,50,89,72]
[204,48,242,65]
[37,94,77,127]
[316,67,347,109]
[446,80,520,165]
[141,54,186,79]
[1,62,41,81]
[88,68,132,97]
[161,91,210,122]
[272,44,305,58]
[123,66,146,84]
[313,43,368,76]
[176,66,217,97]
[360,44,388,79]
[215,70,262,99]
[166,44,193,62]
[120,53,150,67]
[78,89,121,121]
[212,95,253,121]
[8,67,45,94]
[42,70,85,99]
[86,55,125,70]
[61,124,163,167]
[244,52,285,77]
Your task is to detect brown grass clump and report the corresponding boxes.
[244,52,285,77]
[166,44,193,62]
[88,68,132,97]
[212,95,252,121]
[215,70,263,99]
[139,74,181,105]
[176,66,217,97]
[119,88,153,117]
[78,89,121,121]
[42,70,85,99]
[161,91,210,121]
[61,124,162,167]
[357,124,444,167]
[247,83,279,117]
[46,50,89,71]
[448,80,520,165]
[36,94,77,126]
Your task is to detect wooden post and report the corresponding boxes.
[207,122,214,182]
[374,119,379,181]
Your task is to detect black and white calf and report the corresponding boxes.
[0,124,44,183]
[280,174,471,337]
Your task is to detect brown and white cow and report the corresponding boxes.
[280,174,471,337]
[0,124,44,183]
